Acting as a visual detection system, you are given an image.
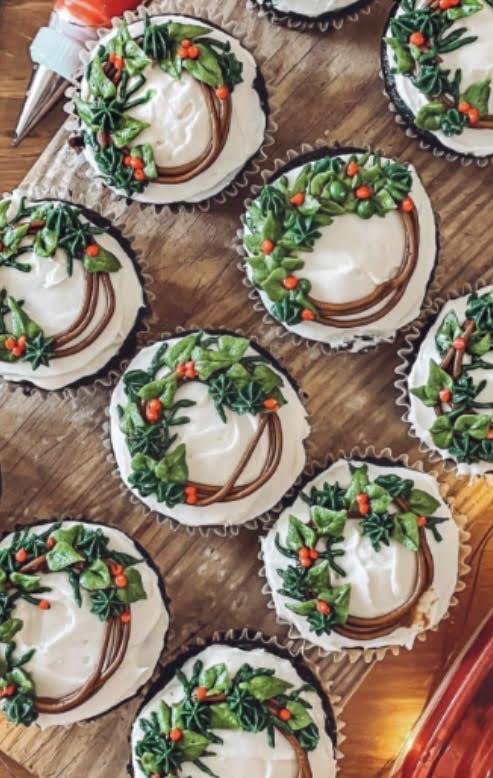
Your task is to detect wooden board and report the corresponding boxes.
[1,0,493,776]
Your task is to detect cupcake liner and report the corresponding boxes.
[257,444,471,664]
[234,139,443,356]
[128,627,346,775]
[380,4,493,168]
[0,188,158,402]
[0,516,171,729]
[63,0,280,212]
[247,0,377,33]
[395,278,493,478]
[102,324,318,537]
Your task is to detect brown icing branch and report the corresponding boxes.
[335,494,434,640]
[189,412,283,506]
[308,209,419,328]
[155,84,232,185]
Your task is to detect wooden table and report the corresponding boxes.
[1,1,493,777]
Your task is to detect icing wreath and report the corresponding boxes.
[0,522,149,726]
[385,0,493,139]
[271,463,448,641]
[243,151,420,330]
[117,332,286,510]
[74,16,244,196]
[0,197,123,374]
[410,289,493,465]
[134,653,323,778]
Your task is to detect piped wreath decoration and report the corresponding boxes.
[118,333,286,509]
[0,197,122,372]
[273,464,449,640]
[135,656,321,778]
[0,522,147,726]
[74,17,244,195]
[411,290,493,464]
[386,0,493,136]
[243,151,418,328]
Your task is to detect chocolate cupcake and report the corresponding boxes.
[109,331,309,529]
[0,193,144,391]
[250,0,375,28]
[72,14,267,205]
[0,520,169,728]
[406,286,493,475]
[241,147,437,350]
[262,458,460,651]
[130,641,338,778]
[382,0,493,161]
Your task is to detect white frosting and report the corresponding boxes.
[131,644,337,778]
[407,285,493,476]
[259,0,355,16]
[109,335,309,528]
[262,459,459,650]
[0,194,143,391]
[80,15,266,205]
[0,521,169,727]
[244,153,437,350]
[385,3,493,157]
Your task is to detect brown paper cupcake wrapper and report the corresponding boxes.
[131,626,346,773]
[247,0,377,33]
[63,0,280,212]
[233,138,444,356]
[257,444,471,665]
[0,516,171,731]
[0,187,158,402]
[102,323,318,537]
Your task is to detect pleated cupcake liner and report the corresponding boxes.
[247,0,377,33]
[102,322,319,537]
[395,278,493,479]
[0,187,158,402]
[63,0,280,212]
[0,516,171,730]
[256,444,471,664]
[379,3,493,168]
[233,137,444,356]
[127,626,346,776]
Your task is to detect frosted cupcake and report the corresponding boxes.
[130,642,337,778]
[0,193,143,391]
[73,15,267,204]
[242,147,437,350]
[382,0,493,160]
[0,520,169,727]
[407,286,493,475]
[262,458,459,651]
[109,331,309,528]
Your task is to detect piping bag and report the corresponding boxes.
[13,0,143,145]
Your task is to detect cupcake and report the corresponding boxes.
[251,0,374,27]
[130,641,337,778]
[242,147,437,350]
[262,458,460,651]
[72,14,267,205]
[382,0,493,161]
[406,286,493,475]
[109,331,309,528]
[0,193,144,391]
[0,520,169,728]
[110,331,309,527]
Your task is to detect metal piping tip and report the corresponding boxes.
[13,65,68,146]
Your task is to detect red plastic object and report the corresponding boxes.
[391,609,493,777]
[54,0,142,28]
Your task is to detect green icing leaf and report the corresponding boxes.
[176,730,210,761]
[409,489,441,516]
[165,334,200,369]
[304,560,331,594]
[468,330,491,357]
[310,506,346,537]
[286,516,316,551]
[9,573,41,592]
[209,703,241,730]
[435,311,462,356]
[394,512,420,552]
[9,668,34,695]
[88,55,117,100]
[52,525,82,546]
[111,116,150,149]
[79,560,111,591]
[287,599,317,615]
[117,567,147,604]
[386,37,414,73]
[415,101,445,132]
[344,464,370,505]
[0,618,23,643]
[426,360,453,400]
[242,674,293,701]
[286,700,314,731]
[430,415,453,449]
[154,444,188,484]
[199,663,230,693]
[157,700,171,735]
[365,483,392,514]
[46,541,85,572]
[453,413,490,440]
[84,245,121,273]
[318,584,351,624]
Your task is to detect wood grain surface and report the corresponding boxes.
[1,0,493,777]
